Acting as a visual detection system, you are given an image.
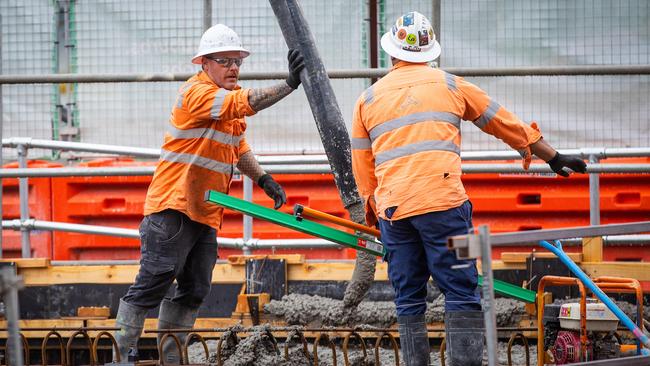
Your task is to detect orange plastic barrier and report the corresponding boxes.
[466,158,650,225]
[50,160,355,260]
[51,158,154,260]
[40,156,650,262]
[2,160,62,258]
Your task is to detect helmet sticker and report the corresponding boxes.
[429,28,434,39]
[397,29,407,40]
[418,29,429,46]
[406,33,417,45]
[397,17,403,26]
[391,25,397,35]
[402,12,414,26]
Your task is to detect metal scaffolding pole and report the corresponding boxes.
[242,176,253,256]
[479,225,498,366]
[449,221,650,248]
[202,0,212,31]
[3,162,650,179]
[589,154,601,225]
[4,138,650,162]
[0,265,24,366]
[1,65,650,85]
[16,145,30,258]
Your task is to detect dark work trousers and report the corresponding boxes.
[122,209,218,309]
[379,201,481,316]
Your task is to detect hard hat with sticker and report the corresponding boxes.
[406,34,417,45]
[380,11,441,63]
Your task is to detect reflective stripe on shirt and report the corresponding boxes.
[375,140,460,167]
[363,86,374,105]
[368,111,461,142]
[474,99,500,129]
[160,149,234,174]
[351,137,372,150]
[210,89,228,120]
[167,125,241,146]
[445,72,457,91]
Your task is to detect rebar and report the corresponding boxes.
[313,333,337,366]
[65,330,93,366]
[41,330,66,366]
[183,333,209,365]
[91,331,118,365]
[1,324,542,365]
[342,331,367,366]
[507,332,530,366]
[373,332,399,366]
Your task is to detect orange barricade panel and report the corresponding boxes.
[51,158,154,260]
[22,156,647,262]
[1,160,62,258]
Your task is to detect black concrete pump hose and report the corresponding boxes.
[269,0,376,309]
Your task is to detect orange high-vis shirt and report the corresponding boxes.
[351,62,542,225]
[144,71,256,229]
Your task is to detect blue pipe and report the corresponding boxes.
[539,240,650,355]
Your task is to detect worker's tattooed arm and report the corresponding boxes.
[248,82,294,112]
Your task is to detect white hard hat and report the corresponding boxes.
[191,24,250,64]
[380,11,441,63]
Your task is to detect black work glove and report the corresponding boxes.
[257,174,287,209]
[285,49,305,89]
[547,152,587,177]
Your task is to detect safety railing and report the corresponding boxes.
[1,64,650,85]
[2,138,650,259]
[2,63,650,258]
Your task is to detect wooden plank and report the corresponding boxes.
[501,252,582,263]
[77,306,110,318]
[0,319,86,338]
[13,258,530,285]
[0,258,50,268]
[227,254,304,265]
[19,263,245,286]
[478,260,526,271]
[582,262,650,281]
[289,261,390,281]
[582,236,603,262]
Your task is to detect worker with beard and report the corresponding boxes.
[112,24,305,364]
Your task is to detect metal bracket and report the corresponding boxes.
[448,231,481,260]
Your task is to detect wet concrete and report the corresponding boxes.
[185,294,646,364]
[264,293,529,328]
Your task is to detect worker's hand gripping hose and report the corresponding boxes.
[285,49,305,89]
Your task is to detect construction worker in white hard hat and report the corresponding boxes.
[351,11,586,366]
[112,24,305,364]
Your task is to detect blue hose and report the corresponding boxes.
[539,240,650,355]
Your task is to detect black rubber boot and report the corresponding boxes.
[398,314,431,366]
[157,299,199,364]
[444,310,485,366]
[113,299,148,363]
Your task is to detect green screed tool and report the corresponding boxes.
[205,190,385,256]
[205,190,537,303]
